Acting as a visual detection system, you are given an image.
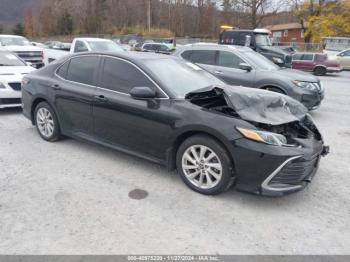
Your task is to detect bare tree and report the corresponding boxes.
[231,0,288,28]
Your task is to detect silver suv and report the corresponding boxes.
[173,44,324,110]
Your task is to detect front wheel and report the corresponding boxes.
[176,135,234,195]
[34,102,61,142]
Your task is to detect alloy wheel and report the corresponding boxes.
[36,108,55,138]
[181,145,222,189]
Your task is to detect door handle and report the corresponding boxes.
[94,95,108,102]
[51,84,61,90]
[214,70,224,75]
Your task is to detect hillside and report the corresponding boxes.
[0,0,39,26]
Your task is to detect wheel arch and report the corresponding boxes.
[30,96,56,125]
[167,130,235,174]
[259,85,287,94]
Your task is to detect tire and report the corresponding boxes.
[34,101,61,142]
[265,87,285,94]
[314,67,326,76]
[176,135,234,195]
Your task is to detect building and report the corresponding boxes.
[265,23,306,43]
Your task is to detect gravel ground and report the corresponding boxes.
[0,71,349,255]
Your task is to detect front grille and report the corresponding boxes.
[8,82,21,91]
[270,157,319,186]
[14,51,42,59]
[0,98,21,105]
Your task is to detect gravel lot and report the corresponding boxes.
[0,71,349,255]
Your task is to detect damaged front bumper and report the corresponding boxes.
[231,137,328,196]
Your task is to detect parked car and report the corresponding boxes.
[44,41,71,51]
[0,50,35,108]
[135,42,174,54]
[173,44,324,110]
[31,42,46,48]
[336,49,350,70]
[219,28,292,67]
[292,53,342,76]
[22,52,328,196]
[120,34,143,45]
[43,38,124,65]
[0,35,44,68]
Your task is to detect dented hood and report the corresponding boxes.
[187,86,308,125]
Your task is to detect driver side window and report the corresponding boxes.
[100,57,157,95]
[217,51,245,69]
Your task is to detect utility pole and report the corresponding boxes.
[147,0,151,32]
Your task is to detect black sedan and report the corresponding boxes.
[21,52,329,196]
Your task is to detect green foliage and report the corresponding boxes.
[12,23,24,36]
[294,0,350,42]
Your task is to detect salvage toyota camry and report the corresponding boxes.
[21,52,329,196]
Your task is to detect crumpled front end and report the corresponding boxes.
[185,86,329,196]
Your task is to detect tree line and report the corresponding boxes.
[7,0,350,42]
[20,0,290,38]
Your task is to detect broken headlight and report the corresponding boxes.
[237,127,295,147]
[293,81,319,92]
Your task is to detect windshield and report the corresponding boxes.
[255,34,272,46]
[0,36,31,46]
[144,59,225,98]
[0,52,25,66]
[243,51,279,70]
[87,40,124,52]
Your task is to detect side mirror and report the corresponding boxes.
[239,63,252,72]
[130,86,156,100]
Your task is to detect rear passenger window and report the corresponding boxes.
[190,50,216,65]
[66,56,99,86]
[143,44,152,50]
[220,32,249,46]
[56,61,70,79]
[292,54,302,60]
[100,57,155,94]
[217,51,244,68]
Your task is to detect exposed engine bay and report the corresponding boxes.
[186,86,327,151]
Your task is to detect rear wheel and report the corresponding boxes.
[176,135,234,195]
[34,102,61,142]
[314,67,327,76]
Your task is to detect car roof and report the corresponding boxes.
[69,51,176,62]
